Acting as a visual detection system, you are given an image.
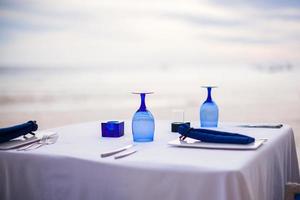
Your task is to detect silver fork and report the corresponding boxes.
[17,135,48,151]
[18,134,58,151]
[25,134,58,151]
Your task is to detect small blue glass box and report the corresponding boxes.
[101,121,124,137]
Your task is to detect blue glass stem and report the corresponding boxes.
[206,87,212,102]
[138,93,147,112]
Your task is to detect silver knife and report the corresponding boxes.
[100,144,134,158]
[238,124,283,129]
[114,150,137,159]
[16,137,42,151]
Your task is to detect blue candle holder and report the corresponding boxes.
[200,86,219,127]
[101,121,124,137]
[132,92,155,142]
[171,122,191,133]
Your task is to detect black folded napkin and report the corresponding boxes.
[0,121,38,143]
[178,124,255,144]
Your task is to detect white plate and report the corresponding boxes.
[168,138,264,150]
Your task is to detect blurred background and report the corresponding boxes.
[0,0,299,148]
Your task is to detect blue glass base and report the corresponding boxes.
[201,121,218,127]
[200,101,219,127]
[133,138,153,142]
[132,111,155,142]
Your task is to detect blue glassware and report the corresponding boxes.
[101,121,124,137]
[200,86,219,127]
[132,92,155,142]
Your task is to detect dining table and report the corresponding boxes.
[0,120,299,200]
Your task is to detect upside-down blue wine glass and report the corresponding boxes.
[132,92,155,142]
[200,86,219,127]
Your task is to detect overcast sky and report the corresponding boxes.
[0,0,299,68]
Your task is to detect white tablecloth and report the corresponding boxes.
[0,121,299,200]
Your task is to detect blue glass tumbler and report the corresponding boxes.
[132,92,155,142]
[200,86,219,127]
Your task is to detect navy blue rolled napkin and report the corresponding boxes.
[178,124,255,144]
[0,121,38,143]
